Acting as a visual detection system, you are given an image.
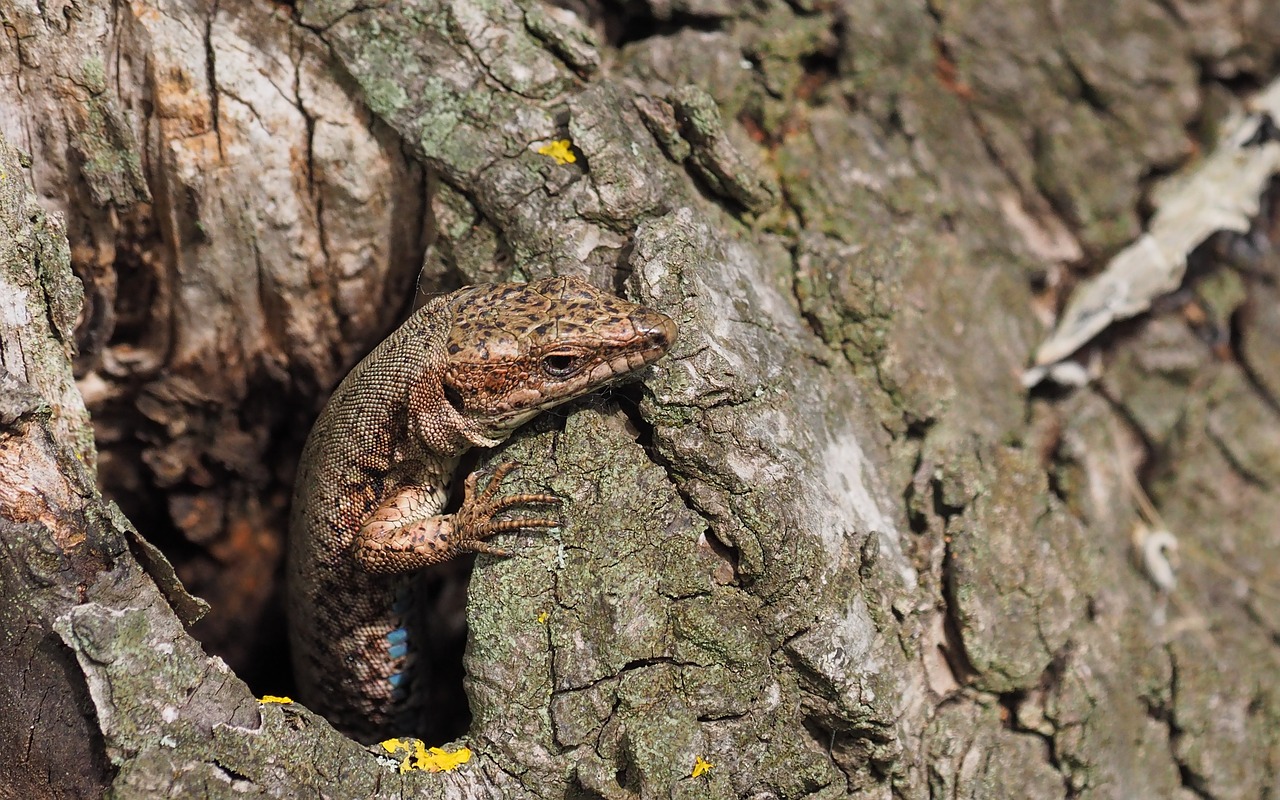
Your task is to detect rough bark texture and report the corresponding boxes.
[2,0,1279,798]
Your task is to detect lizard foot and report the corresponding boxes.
[452,462,561,557]
[353,463,560,572]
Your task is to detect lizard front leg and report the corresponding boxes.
[353,463,561,574]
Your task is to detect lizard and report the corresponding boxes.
[286,275,677,744]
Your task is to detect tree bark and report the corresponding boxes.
[2,0,1279,797]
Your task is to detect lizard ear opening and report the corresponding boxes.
[442,383,467,415]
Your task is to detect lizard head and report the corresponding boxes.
[438,276,677,444]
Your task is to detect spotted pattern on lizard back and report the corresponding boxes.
[287,276,677,743]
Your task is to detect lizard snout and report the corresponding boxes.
[629,308,678,356]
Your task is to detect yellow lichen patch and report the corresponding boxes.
[416,746,472,773]
[258,695,294,704]
[536,610,550,624]
[536,139,577,165]
[382,739,474,773]
[691,756,713,778]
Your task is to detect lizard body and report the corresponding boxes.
[287,276,676,743]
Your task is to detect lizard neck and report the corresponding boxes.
[405,366,504,456]
[412,414,503,456]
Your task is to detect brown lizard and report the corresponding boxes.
[286,276,677,743]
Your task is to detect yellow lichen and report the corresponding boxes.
[258,695,293,704]
[691,756,713,778]
[382,738,474,773]
[417,746,472,772]
[537,139,577,165]
[536,610,550,624]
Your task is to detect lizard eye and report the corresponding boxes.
[541,354,580,378]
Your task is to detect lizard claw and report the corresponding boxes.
[465,462,518,506]
[457,540,515,558]
[453,465,561,557]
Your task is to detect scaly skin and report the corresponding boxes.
[287,276,677,743]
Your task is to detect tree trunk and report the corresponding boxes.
[2,0,1279,797]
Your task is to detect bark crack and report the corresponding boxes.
[205,0,223,157]
[1165,649,1216,800]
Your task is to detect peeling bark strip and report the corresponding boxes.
[3,0,1280,797]
[1028,78,1280,382]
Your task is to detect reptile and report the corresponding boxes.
[286,276,677,744]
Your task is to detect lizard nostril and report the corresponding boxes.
[630,310,678,352]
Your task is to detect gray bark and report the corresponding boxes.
[2,0,1279,798]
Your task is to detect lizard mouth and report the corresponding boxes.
[576,307,678,388]
[601,307,678,376]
